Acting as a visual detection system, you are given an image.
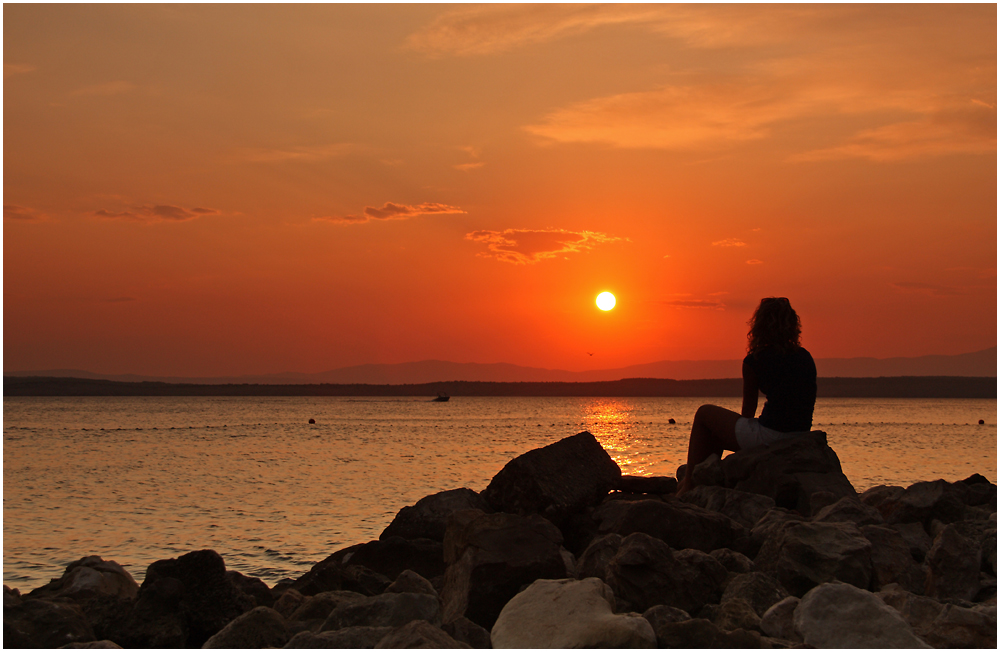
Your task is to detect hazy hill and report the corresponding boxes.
[5,347,995,385]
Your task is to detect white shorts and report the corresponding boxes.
[735,417,805,450]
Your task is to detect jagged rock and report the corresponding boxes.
[604,532,727,614]
[202,606,289,648]
[721,571,789,617]
[878,584,996,648]
[59,642,122,649]
[750,508,806,548]
[759,596,800,642]
[375,619,470,648]
[593,498,746,554]
[285,554,350,597]
[288,590,366,623]
[691,453,726,487]
[617,475,677,495]
[227,570,274,609]
[890,521,933,563]
[345,537,446,582]
[440,511,567,629]
[807,490,841,516]
[859,485,905,511]
[381,488,489,542]
[881,479,970,527]
[755,521,872,597]
[491,578,655,649]
[321,592,441,632]
[272,588,306,619]
[924,522,982,601]
[116,550,255,648]
[4,585,21,607]
[4,598,96,648]
[283,626,393,648]
[287,551,393,598]
[861,525,925,594]
[793,582,930,648]
[957,474,997,509]
[680,485,776,530]
[812,496,885,526]
[576,533,623,581]
[481,431,621,527]
[644,617,761,648]
[441,616,491,649]
[713,598,761,632]
[710,548,754,574]
[25,557,138,602]
[385,570,437,598]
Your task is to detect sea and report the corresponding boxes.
[3,395,996,591]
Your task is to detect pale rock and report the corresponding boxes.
[793,582,930,648]
[759,596,800,643]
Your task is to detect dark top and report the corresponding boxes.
[744,346,817,432]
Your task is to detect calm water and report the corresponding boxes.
[3,396,996,591]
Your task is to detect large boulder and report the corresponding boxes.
[202,606,289,649]
[375,619,470,648]
[879,479,971,527]
[604,532,727,614]
[861,525,925,594]
[643,616,761,649]
[812,496,884,526]
[890,522,933,563]
[617,475,677,495]
[25,557,138,602]
[491,578,656,648]
[441,616,491,649]
[712,598,761,632]
[679,485,776,530]
[286,552,391,598]
[320,592,441,632]
[793,582,930,648]
[4,598,96,648]
[439,511,568,629]
[923,522,982,601]
[381,489,489,542]
[719,431,857,514]
[720,572,789,617]
[576,533,623,582]
[593,498,746,554]
[283,626,393,648]
[755,521,872,597]
[759,596,800,643]
[878,584,996,648]
[288,590,366,625]
[227,570,274,609]
[341,537,446,582]
[481,432,621,527]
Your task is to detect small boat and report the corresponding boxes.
[432,393,450,402]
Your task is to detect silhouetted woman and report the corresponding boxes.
[676,297,817,494]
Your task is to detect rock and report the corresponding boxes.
[750,508,805,549]
[58,642,122,649]
[679,485,776,529]
[793,582,930,648]
[890,521,933,563]
[924,522,982,601]
[375,619,469,648]
[491,578,656,649]
[879,584,996,647]
[859,485,905,511]
[759,596,800,642]
[755,521,872,597]
[617,475,677,495]
[881,479,970,528]
[345,537,446,582]
[641,604,691,628]
[283,626,393,648]
[812,496,885,526]
[441,616,491,649]
[117,549,254,648]
[227,570,275,609]
[4,598,96,648]
[25,557,139,602]
[713,598,761,632]
[576,533,623,581]
[691,453,726,487]
[385,570,438,598]
[342,564,392,596]
[720,431,857,514]
[481,431,621,527]
[710,548,754,574]
[644,617,761,649]
[202,605,289,649]
[604,532,727,614]
[272,588,306,619]
[382,489,489,543]
[593,498,746,554]
[321,592,441,632]
[289,590,366,623]
[439,511,567,629]
[721,572,790,617]
[957,474,997,508]
[861,525,925,594]
[4,585,21,607]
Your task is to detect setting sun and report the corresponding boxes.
[596,292,617,311]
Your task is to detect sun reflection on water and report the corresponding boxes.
[580,398,656,475]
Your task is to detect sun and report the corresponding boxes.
[596,291,616,311]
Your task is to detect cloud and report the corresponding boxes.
[466,228,627,264]
[94,205,221,222]
[746,259,763,265]
[4,205,48,221]
[891,281,963,297]
[71,81,137,96]
[4,63,37,77]
[243,143,358,163]
[454,162,485,172]
[712,238,746,247]
[664,298,727,310]
[316,202,466,225]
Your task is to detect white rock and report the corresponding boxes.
[491,577,656,649]
[793,582,931,648]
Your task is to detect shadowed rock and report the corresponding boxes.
[321,592,441,633]
[721,572,789,617]
[593,498,746,554]
[643,616,761,649]
[227,570,274,609]
[202,606,289,649]
[755,521,872,597]
[283,626,393,648]
[375,619,470,648]
[617,475,677,495]
[576,533,623,582]
[812,496,885,526]
[680,485,777,530]
[880,479,971,527]
[710,548,754,574]
[441,616,491,649]
[759,596,800,643]
[381,489,488,542]
[25,557,138,602]
[793,582,930,648]
[342,537,445,583]
[4,598,96,649]
[924,522,982,601]
[879,584,997,648]
[861,525,925,594]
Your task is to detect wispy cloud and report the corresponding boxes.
[466,228,627,264]
[454,145,485,172]
[71,81,137,96]
[316,202,466,225]
[891,281,963,297]
[94,205,221,222]
[243,143,359,163]
[4,63,37,77]
[4,205,49,221]
[713,238,746,247]
[746,259,763,265]
[664,298,727,310]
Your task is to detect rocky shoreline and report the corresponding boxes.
[5,431,996,648]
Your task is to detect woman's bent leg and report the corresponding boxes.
[677,404,741,494]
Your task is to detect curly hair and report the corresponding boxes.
[747,297,801,356]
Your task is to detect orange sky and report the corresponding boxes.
[4,4,996,376]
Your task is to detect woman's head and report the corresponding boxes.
[747,297,801,355]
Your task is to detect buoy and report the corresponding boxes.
[668,418,676,424]
[308,418,316,424]
[979,419,985,425]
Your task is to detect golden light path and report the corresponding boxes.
[596,292,616,311]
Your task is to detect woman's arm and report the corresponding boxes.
[741,359,759,418]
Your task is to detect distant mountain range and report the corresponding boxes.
[6,347,995,385]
